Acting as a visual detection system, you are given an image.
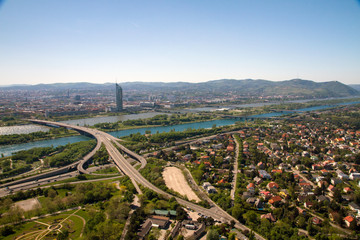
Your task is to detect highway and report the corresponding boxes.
[0,172,79,197]
[22,119,265,239]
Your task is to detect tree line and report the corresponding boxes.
[0,127,76,145]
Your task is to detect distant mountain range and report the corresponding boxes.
[1,79,359,98]
[349,84,360,91]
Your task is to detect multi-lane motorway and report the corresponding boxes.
[6,119,265,240]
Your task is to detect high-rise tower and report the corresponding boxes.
[115,83,123,111]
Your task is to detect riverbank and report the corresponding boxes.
[91,113,220,132]
[0,110,147,127]
[1,98,360,146]
[0,112,169,135]
[0,100,359,157]
[48,110,142,122]
[215,97,360,116]
[0,113,221,146]
[0,128,79,146]
[174,96,360,113]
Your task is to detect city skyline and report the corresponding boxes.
[0,1,360,85]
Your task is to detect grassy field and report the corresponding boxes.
[1,209,86,240]
[39,174,122,187]
[91,166,119,174]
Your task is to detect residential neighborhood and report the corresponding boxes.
[149,105,360,239]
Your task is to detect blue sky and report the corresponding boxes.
[0,0,359,85]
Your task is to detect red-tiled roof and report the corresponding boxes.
[267,182,279,189]
[344,216,354,223]
[247,183,255,189]
[269,196,282,204]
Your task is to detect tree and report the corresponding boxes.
[228,233,237,240]
[354,191,360,204]
[107,202,130,221]
[314,187,322,196]
[47,188,57,199]
[333,188,342,203]
[0,226,14,237]
[0,206,23,225]
[297,216,307,229]
[206,229,219,240]
[232,205,245,222]
[1,198,13,211]
[230,220,236,229]
[56,230,69,240]
[315,233,329,240]
[86,212,106,233]
[176,207,188,221]
[248,231,256,240]
[243,211,259,227]
[307,222,317,236]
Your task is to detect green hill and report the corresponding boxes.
[1,79,358,98]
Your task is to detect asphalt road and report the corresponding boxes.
[0,171,79,197]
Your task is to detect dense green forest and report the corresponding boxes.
[44,140,96,167]
[0,140,95,180]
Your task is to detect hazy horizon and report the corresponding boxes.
[1,78,359,88]
[0,1,359,85]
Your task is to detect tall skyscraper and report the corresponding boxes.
[115,83,123,112]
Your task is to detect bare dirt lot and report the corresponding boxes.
[163,167,200,202]
[14,198,41,211]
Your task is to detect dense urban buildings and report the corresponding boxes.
[0,79,358,119]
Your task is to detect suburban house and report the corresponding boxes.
[344,216,355,228]
[350,173,360,180]
[261,213,276,222]
[267,182,279,191]
[268,195,282,207]
[258,170,271,179]
[202,182,217,193]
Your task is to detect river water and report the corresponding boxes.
[178,97,357,113]
[0,101,359,157]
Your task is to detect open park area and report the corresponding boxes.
[2,208,86,240]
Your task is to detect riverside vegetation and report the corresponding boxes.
[0,127,78,146]
[0,140,95,181]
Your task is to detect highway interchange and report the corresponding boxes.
[1,119,265,240]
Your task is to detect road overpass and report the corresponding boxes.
[28,119,106,174]
[27,119,265,240]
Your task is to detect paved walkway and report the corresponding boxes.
[120,195,141,240]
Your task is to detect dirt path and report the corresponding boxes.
[120,195,141,240]
[73,213,86,237]
[230,134,239,201]
[36,208,81,240]
[163,167,200,202]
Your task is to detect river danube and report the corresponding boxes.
[0,101,359,157]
